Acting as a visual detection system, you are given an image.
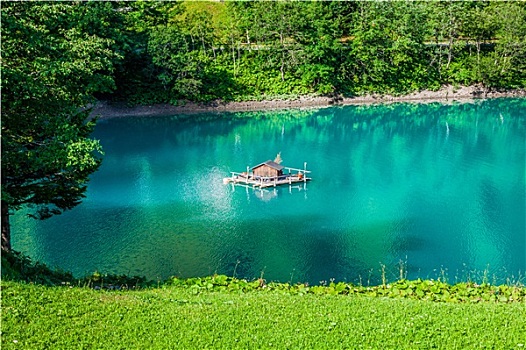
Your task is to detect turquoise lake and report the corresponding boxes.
[12,99,526,285]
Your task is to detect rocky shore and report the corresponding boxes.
[91,85,526,119]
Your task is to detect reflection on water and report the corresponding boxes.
[12,99,526,285]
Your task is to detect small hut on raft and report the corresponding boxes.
[223,158,311,188]
[251,160,284,178]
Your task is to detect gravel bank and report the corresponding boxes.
[91,85,526,119]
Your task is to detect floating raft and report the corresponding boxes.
[223,160,311,188]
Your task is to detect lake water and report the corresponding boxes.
[12,99,526,285]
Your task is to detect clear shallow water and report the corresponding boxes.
[12,99,526,285]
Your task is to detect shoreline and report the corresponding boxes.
[91,85,526,119]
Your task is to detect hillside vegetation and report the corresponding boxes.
[6,1,524,107]
[112,1,526,104]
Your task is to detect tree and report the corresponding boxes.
[293,1,352,95]
[227,1,347,95]
[108,1,182,105]
[426,0,471,81]
[228,1,310,90]
[485,1,526,89]
[348,1,430,94]
[461,3,497,69]
[1,2,119,251]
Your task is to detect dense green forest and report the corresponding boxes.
[111,0,526,104]
[1,0,526,251]
[6,1,526,105]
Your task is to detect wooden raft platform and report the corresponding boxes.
[223,161,311,188]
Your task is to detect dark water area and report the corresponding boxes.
[12,98,526,285]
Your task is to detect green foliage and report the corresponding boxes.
[1,2,120,249]
[347,2,432,94]
[101,2,182,106]
[143,7,239,103]
[3,251,524,303]
[482,2,526,89]
[1,251,75,286]
[168,275,526,304]
[100,0,526,104]
[8,0,502,106]
[1,250,153,289]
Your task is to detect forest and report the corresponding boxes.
[4,1,526,106]
[1,1,526,251]
[120,1,526,104]
[113,0,526,104]
[90,0,525,103]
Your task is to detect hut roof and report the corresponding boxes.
[252,160,284,171]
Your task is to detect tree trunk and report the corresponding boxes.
[446,36,453,69]
[280,32,285,82]
[231,34,236,77]
[246,30,251,50]
[1,200,11,252]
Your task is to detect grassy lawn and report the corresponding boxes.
[2,280,525,349]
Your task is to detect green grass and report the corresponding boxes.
[2,252,525,349]
[2,280,525,349]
